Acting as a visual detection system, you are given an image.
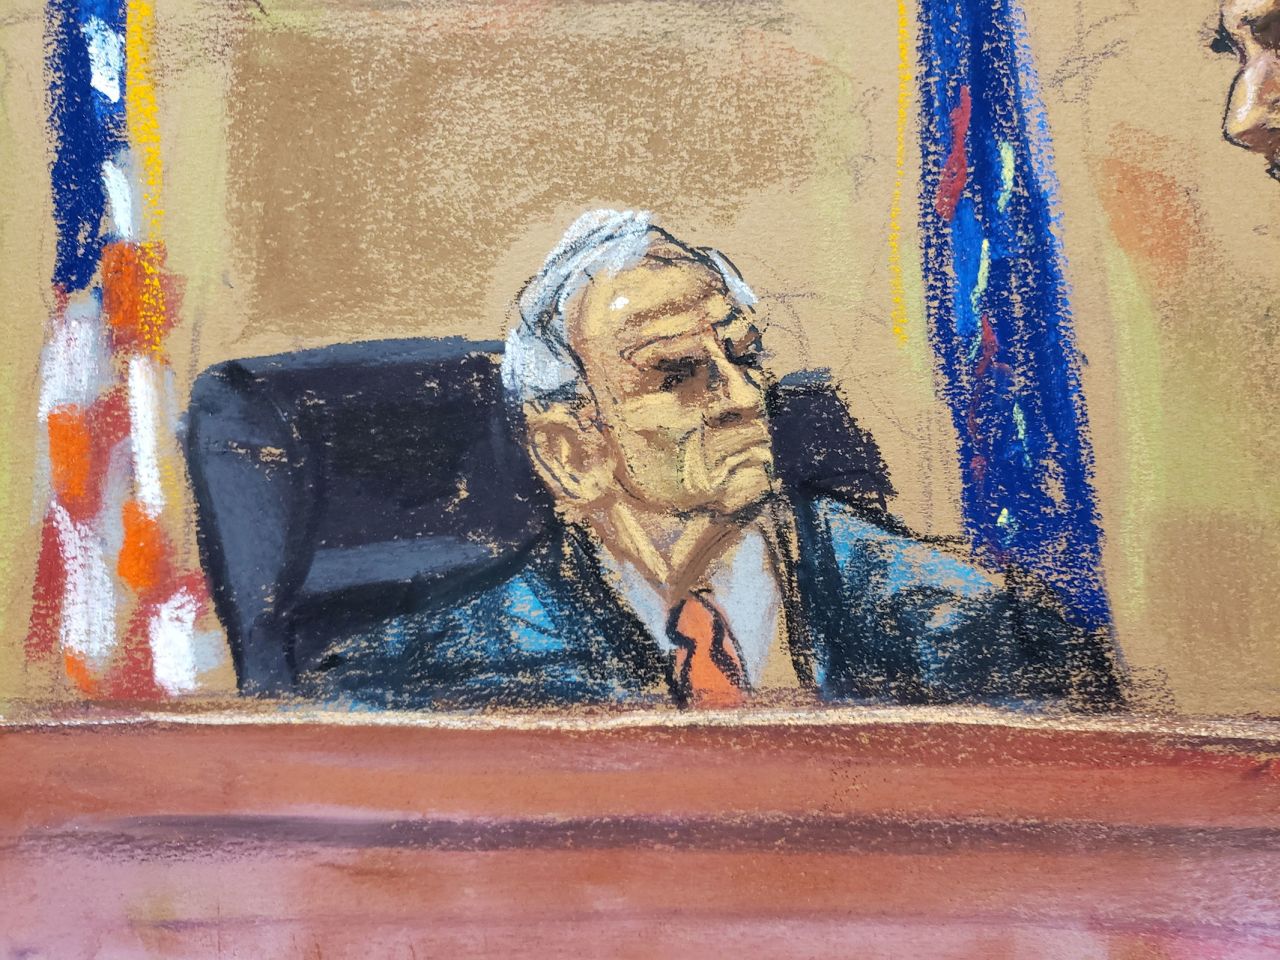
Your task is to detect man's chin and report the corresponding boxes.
[702,461,776,518]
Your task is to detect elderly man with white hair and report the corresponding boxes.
[301,210,1123,711]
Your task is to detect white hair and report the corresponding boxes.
[500,209,758,407]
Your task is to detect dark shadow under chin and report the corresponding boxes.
[709,477,782,525]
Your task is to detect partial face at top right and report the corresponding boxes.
[1218,0,1280,180]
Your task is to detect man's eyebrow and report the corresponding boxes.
[710,305,744,330]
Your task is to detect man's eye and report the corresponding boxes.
[656,360,698,390]
[1211,23,1240,57]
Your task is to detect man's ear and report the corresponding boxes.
[523,403,612,508]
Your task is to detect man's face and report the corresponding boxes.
[567,256,774,518]
[1220,0,1280,180]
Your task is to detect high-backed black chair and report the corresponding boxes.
[185,338,893,693]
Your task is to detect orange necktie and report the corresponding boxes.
[667,594,746,708]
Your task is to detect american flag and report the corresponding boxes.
[29,0,218,698]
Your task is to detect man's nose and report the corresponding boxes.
[1224,54,1280,155]
[706,360,764,425]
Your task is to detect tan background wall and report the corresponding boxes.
[1,0,1276,714]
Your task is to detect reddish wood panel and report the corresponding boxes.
[2,716,1278,958]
